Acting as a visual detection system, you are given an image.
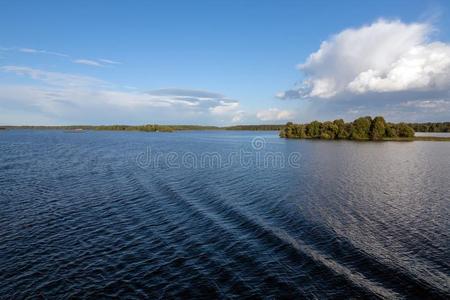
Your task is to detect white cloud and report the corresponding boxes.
[19,48,38,53]
[146,88,240,113]
[399,99,450,113]
[18,47,68,57]
[99,58,121,65]
[1,66,106,88]
[0,66,241,124]
[209,101,239,115]
[74,58,122,67]
[256,108,294,121]
[73,59,103,67]
[279,19,450,99]
[231,111,245,123]
[10,47,120,67]
[348,42,450,93]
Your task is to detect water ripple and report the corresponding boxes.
[0,130,449,298]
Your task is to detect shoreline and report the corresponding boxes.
[2,127,450,141]
[280,136,450,142]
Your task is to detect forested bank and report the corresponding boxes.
[407,122,450,132]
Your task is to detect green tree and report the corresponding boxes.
[396,123,415,138]
[306,121,322,138]
[350,117,372,140]
[385,125,398,138]
[280,122,294,138]
[320,121,339,139]
[333,119,349,139]
[293,124,307,138]
[370,116,387,140]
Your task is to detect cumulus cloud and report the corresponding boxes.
[348,42,450,93]
[256,108,294,121]
[0,66,240,124]
[279,19,450,100]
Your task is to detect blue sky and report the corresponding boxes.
[1,0,450,125]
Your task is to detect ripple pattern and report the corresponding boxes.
[0,130,449,299]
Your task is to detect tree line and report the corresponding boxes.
[2,124,284,131]
[4,121,448,133]
[279,116,415,140]
[407,122,450,132]
[94,124,174,132]
[225,125,283,131]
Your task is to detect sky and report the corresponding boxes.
[1,0,450,125]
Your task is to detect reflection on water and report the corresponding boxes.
[0,130,449,298]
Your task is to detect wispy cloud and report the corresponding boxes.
[18,47,69,57]
[3,46,121,67]
[147,88,240,114]
[1,65,107,87]
[0,66,241,124]
[399,99,450,113]
[74,58,122,67]
[73,59,103,67]
[99,58,121,65]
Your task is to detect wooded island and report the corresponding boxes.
[279,116,417,140]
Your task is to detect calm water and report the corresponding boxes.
[0,130,449,299]
[415,132,450,138]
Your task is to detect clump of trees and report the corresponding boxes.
[279,116,415,140]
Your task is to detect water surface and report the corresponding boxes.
[415,132,450,138]
[0,130,449,298]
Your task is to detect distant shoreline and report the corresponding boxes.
[1,122,450,132]
[0,124,284,131]
[2,127,450,141]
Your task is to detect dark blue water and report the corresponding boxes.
[1,130,449,299]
